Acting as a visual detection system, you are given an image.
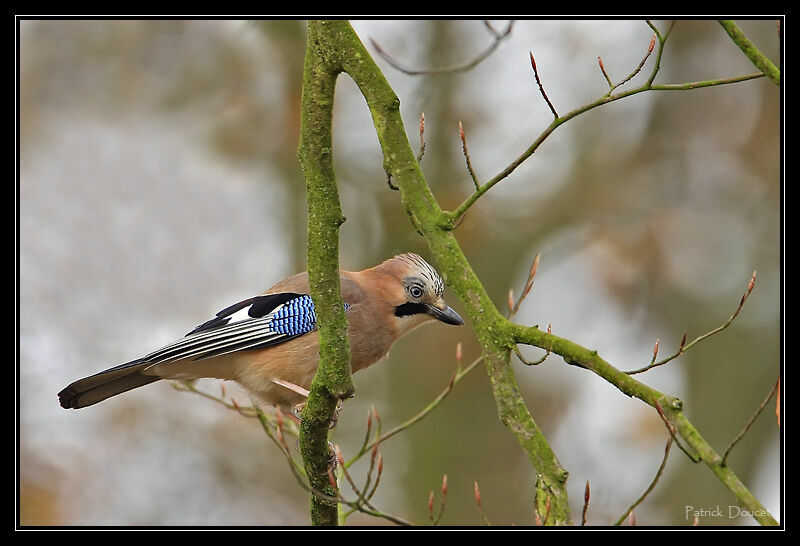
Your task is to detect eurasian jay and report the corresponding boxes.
[58,253,463,412]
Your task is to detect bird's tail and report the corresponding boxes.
[58,358,161,409]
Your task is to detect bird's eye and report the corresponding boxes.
[409,285,424,299]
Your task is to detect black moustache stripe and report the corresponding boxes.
[394,302,427,317]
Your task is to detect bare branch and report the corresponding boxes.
[459,121,481,190]
[354,355,484,459]
[529,51,559,119]
[655,401,700,463]
[602,34,656,97]
[417,112,426,163]
[624,271,757,375]
[613,436,673,526]
[722,379,780,466]
[446,19,765,225]
[370,20,514,76]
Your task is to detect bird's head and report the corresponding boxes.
[374,253,464,330]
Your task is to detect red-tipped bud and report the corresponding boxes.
[275,406,284,428]
[372,406,381,425]
[653,338,660,359]
[547,322,552,335]
[507,289,515,313]
[693,515,700,526]
[529,51,537,72]
[441,474,448,498]
[742,270,757,305]
[367,408,373,429]
[473,481,482,505]
[419,112,425,135]
[456,342,463,364]
[377,453,384,474]
[529,253,540,283]
[598,56,605,71]
[679,331,687,352]
[428,491,434,517]
[534,512,542,526]
[220,381,226,398]
[648,35,656,53]
[628,511,636,526]
[231,398,240,410]
[458,121,466,145]
[584,480,590,503]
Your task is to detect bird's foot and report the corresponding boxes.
[289,399,344,430]
[330,399,343,429]
[328,441,338,470]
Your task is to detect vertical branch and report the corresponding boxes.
[312,20,572,524]
[296,20,355,526]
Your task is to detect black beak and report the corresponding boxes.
[426,303,464,326]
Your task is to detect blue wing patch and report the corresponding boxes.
[268,295,351,336]
[141,294,350,365]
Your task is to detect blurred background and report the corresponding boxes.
[19,19,781,526]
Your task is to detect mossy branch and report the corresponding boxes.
[308,20,571,525]
[297,21,354,526]
[718,20,780,85]
[511,323,778,526]
[299,20,777,526]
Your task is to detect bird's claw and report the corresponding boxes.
[289,399,344,430]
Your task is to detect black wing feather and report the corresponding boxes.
[186,292,304,335]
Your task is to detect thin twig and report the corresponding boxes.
[171,380,259,418]
[429,474,448,525]
[417,112,426,163]
[353,355,484,460]
[507,255,550,366]
[357,407,374,457]
[459,121,480,190]
[603,34,656,97]
[613,436,673,526]
[474,481,491,525]
[597,56,613,87]
[176,380,408,526]
[722,379,780,466]
[446,20,765,225]
[624,270,756,375]
[335,446,385,515]
[655,401,700,463]
[370,21,514,76]
[529,51,558,119]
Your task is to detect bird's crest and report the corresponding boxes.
[394,253,445,298]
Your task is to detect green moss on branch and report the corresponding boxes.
[297,20,354,526]
[310,20,571,525]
